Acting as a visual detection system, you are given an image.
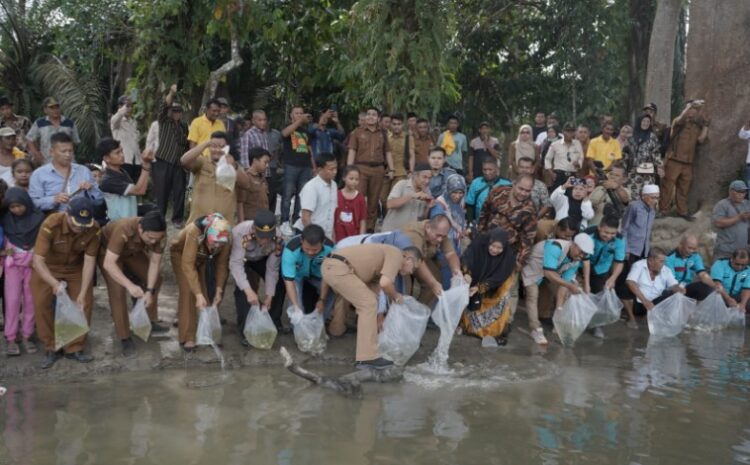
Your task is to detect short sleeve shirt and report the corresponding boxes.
[293,175,338,239]
[382,179,429,232]
[710,259,750,298]
[586,136,622,169]
[281,236,334,281]
[711,198,750,258]
[26,116,81,163]
[399,220,454,261]
[542,240,580,283]
[350,127,389,165]
[187,115,225,153]
[34,212,101,271]
[588,231,626,276]
[282,130,311,167]
[665,250,705,286]
[626,259,678,302]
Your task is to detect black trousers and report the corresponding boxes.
[634,290,672,316]
[590,272,609,294]
[233,257,286,332]
[152,159,187,223]
[267,167,281,215]
[685,282,714,301]
[122,163,142,183]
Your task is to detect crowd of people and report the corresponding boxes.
[0,89,747,371]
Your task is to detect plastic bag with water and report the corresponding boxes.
[54,282,89,351]
[196,305,222,346]
[552,293,598,347]
[588,288,623,328]
[727,307,747,328]
[379,297,431,366]
[647,292,695,338]
[687,291,730,331]
[424,278,470,369]
[129,298,152,342]
[215,154,237,192]
[243,305,278,349]
[287,306,327,355]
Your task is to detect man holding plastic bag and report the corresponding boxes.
[31,197,100,369]
[181,131,250,225]
[100,211,169,357]
[709,248,750,311]
[665,234,715,301]
[281,225,335,316]
[521,233,594,345]
[322,244,421,369]
[626,248,686,316]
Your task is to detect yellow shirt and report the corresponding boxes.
[586,136,622,169]
[12,147,25,159]
[187,115,226,156]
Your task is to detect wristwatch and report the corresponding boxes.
[146,288,156,294]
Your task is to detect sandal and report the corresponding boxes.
[22,339,38,354]
[6,341,21,356]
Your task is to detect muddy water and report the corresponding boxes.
[2,330,749,465]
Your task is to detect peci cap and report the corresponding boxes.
[67,196,95,228]
[216,97,229,106]
[169,102,183,112]
[0,127,16,137]
[0,96,11,107]
[563,122,576,131]
[42,97,60,108]
[642,184,660,195]
[253,209,277,238]
[642,102,657,112]
[573,233,594,256]
[730,180,749,192]
[413,162,432,173]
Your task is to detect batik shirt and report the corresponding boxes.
[478,185,538,268]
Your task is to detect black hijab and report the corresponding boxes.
[2,187,45,250]
[462,228,515,290]
[565,187,584,225]
[633,113,653,146]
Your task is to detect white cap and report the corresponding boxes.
[573,233,594,255]
[642,184,660,195]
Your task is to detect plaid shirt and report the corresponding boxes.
[478,186,538,268]
[239,126,269,168]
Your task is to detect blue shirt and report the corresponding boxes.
[541,240,580,284]
[428,167,458,198]
[665,250,706,286]
[465,176,512,217]
[710,259,750,298]
[281,235,335,281]
[367,231,413,249]
[307,125,344,158]
[587,229,626,276]
[29,163,104,212]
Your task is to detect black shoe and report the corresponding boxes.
[64,351,94,363]
[239,336,250,348]
[121,338,137,358]
[220,318,228,325]
[355,357,394,370]
[41,351,62,369]
[275,324,292,335]
[495,336,508,346]
[151,322,169,333]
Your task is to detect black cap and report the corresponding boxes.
[563,122,576,131]
[548,111,560,120]
[413,162,431,173]
[642,102,657,112]
[0,96,11,107]
[67,196,95,228]
[253,209,276,238]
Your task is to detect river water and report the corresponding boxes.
[1,328,749,465]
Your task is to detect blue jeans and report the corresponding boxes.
[295,277,335,319]
[281,165,313,223]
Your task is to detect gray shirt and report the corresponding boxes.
[712,198,750,258]
[621,199,655,257]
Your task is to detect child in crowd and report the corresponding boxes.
[334,165,367,242]
[11,159,33,190]
[2,188,44,356]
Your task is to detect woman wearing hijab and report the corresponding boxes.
[461,228,516,344]
[508,124,539,178]
[550,177,594,229]
[430,174,467,288]
[170,213,232,351]
[626,113,664,200]
[2,187,45,355]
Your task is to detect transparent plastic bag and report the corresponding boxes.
[727,307,747,328]
[215,154,237,192]
[588,288,624,328]
[687,291,730,331]
[196,305,222,346]
[287,306,327,355]
[553,293,598,347]
[129,298,152,342]
[428,278,470,365]
[54,282,89,350]
[243,305,278,349]
[647,293,695,338]
[379,297,431,366]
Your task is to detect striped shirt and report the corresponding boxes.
[239,126,268,168]
[155,103,188,165]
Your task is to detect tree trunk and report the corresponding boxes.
[644,0,682,123]
[626,0,654,121]
[685,0,750,209]
[200,29,243,111]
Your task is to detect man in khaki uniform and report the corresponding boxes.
[237,147,271,223]
[181,130,250,225]
[322,244,421,369]
[100,211,169,357]
[32,196,100,369]
[380,113,414,216]
[399,215,462,305]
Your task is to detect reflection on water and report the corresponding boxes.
[1,328,749,465]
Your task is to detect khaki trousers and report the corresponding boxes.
[321,259,378,361]
[660,159,693,215]
[170,250,209,344]
[357,164,385,231]
[98,251,161,340]
[31,267,94,353]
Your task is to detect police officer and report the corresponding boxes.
[230,209,287,346]
[321,244,422,369]
[32,196,101,369]
[665,234,715,301]
[100,211,169,357]
[709,248,750,310]
[281,224,334,315]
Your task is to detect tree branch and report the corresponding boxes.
[200,28,243,110]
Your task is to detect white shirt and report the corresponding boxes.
[544,139,584,172]
[739,126,750,163]
[0,165,14,187]
[626,259,678,302]
[535,131,548,147]
[294,175,338,239]
[110,107,142,165]
[550,185,594,227]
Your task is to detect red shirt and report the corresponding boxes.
[334,190,367,241]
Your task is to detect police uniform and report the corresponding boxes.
[99,217,164,341]
[322,244,403,361]
[586,227,626,293]
[31,210,101,353]
[170,223,231,344]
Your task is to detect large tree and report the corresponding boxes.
[644,0,682,123]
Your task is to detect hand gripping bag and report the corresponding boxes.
[243,305,278,349]
[687,291,730,331]
[215,154,237,192]
[287,306,327,355]
[553,293,598,347]
[129,298,152,342]
[54,282,90,351]
[379,297,431,365]
[196,305,222,346]
[588,288,624,328]
[647,293,695,338]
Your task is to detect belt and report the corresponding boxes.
[356,161,385,167]
[327,253,352,266]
